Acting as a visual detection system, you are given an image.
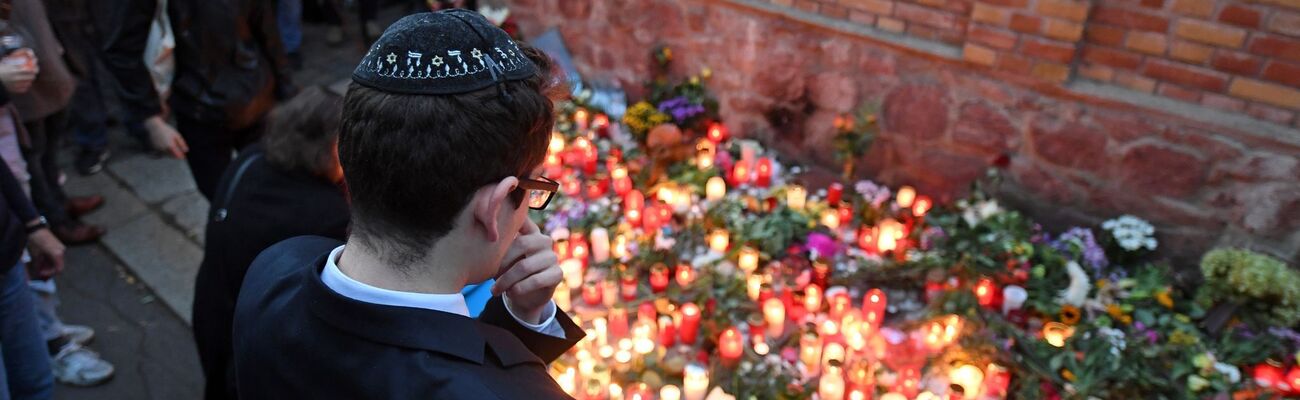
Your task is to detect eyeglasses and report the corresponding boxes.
[518,176,559,210]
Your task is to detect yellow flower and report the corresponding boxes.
[1059,305,1082,325]
[663,47,673,60]
[1061,369,1076,382]
[1120,315,1133,325]
[1175,314,1191,323]
[701,67,712,79]
[1169,330,1199,346]
[1107,304,1125,320]
[689,76,700,85]
[1095,279,1108,289]
[1156,290,1174,309]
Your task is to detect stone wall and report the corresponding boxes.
[508,0,1300,264]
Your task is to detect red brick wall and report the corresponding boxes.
[510,0,1300,263]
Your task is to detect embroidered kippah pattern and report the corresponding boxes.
[361,40,529,81]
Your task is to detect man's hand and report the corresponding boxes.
[492,219,561,324]
[0,49,38,94]
[26,228,64,280]
[145,115,188,159]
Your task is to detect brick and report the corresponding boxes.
[1247,103,1296,123]
[1255,0,1300,11]
[850,9,878,24]
[964,43,999,65]
[1084,46,1144,69]
[996,52,1034,73]
[1172,0,1215,17]
[1043,18,1085,41]
[1126,31,1168,55]
[1143,59,1231,91]
[1080,64,1117,81]
[1086,24,1126,46]
[1248,35,1300,62]
[822,4,852,19]
[1262,61,1300,87]
[1032,62,1072,82]
[1141,0,1166,8]
[1009,13,1042,33]
[917,0,947,9]
[1230,78,1300,109]
[796,0,821,12]
[1022,37,1077,63]
[1175,20,1248,48]
[1158,82,1203,102]
[895,3,958,28]
[1093,6,1171,32]
[1270,12,1300,36]
[1218,4,1262,28]
[1170,41,1215,63]
[878,17,907,31]
[971,3,1009,25]
[1200,92,1247,111]
[1116,71,1159,92]
[1211,51,1264,75]
[969,25,1019,49]
[1036,0,1090,21]
[979,0,1029,7]
[852,0,896,15]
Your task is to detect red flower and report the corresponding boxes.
[991,153,1011,168]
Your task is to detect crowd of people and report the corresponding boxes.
[1,1,569,399]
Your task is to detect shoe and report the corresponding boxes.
[51,221,106,245]
[326,26,344,45]
[60,324,95,346]
[52,343,114,387]
[74,148,110,175]
[66,195,105,218]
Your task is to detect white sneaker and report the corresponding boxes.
[52,344,115,387]
[60,324,95,346]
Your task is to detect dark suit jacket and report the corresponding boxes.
[233,236,584,399]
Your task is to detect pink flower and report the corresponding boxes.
[805,232,838,259]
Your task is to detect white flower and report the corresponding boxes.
[1214,362,1241,383]
[1097,327,1126,356]
[962,200,1002,227]
[1103,215,1157,251]
[1058,261,1091,307]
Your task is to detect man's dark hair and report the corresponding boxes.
[262,86,344,179]
[338,44,563,266]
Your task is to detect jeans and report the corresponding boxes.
[25,280,60,342]
[278,0,303,54]
[0,265,54,400]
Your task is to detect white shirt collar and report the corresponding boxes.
[320,245,470,317]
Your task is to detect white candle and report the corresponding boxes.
[590,228,610,263]
[786,185,807,210]
[819,361,846,400]
[706,177,726,201]
[660,385,682,400]
[560,259,584,289]
[557,367,577,395]
[880,393,907,400]
[822,342,846,368]
[738,247,760,274]
[763,298,786,337]
[896,186,916,208]
[747,275,763,301]
[708,229,730,254]
[553,281,571,312]
[683,364,709,400]
[949,364,985,399]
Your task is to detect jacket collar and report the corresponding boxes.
[301,251,543,367]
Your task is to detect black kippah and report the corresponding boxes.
[352,9,537,96]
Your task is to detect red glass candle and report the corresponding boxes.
[608,308,629,341]
[730,162,750,187]
[826,183,844,206]
[649,264,670,293]
[658,316,677,347]
[638,302,658,322]
[912,195,933,217]
[675,264,696,288]
[679,303,701,344]
[755,158,772,187]
[706,122,728,143]
[804,284,823,313]
[623,190,644,226]
[857,227,876,253]
[1255,364,1285,391]
[581,281,603,306]
[829,292,851,320]
[974,278,998,308]
[592,114,610,136]
[569,233,589,268]
[718,327,744,366]
[838,205,854,227]
[621,273,639,301]
[612,166,632,196]
[862,288,887,317]
[1286,367,1300,395]
[812,262,830,288]
[585,178,608,200]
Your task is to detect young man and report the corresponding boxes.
[232,10,582,399]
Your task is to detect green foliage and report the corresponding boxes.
[1196,248,1300,328]
[831,104,879,166]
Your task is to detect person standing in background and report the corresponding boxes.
[103,0,297,200]
[278,0,303,70]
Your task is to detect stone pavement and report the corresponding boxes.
[49,6,408,398]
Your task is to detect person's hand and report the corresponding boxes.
[26,228,64,280]
[145,115,188,159]
[0,49,38,94]
[492,218,561,324]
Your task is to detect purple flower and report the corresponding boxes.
[805,233,838,259]
[1053,227,1108,273]
[853,180,891,208]
[657,96,705,123]
[920,227,946,250]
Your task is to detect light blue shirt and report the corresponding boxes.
[320,245,565,338]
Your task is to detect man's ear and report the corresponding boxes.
[474,176,520,243]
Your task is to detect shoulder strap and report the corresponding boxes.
[212,153,262,222]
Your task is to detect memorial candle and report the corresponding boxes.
[675,264,696,287]
[804,284,823,313]
[827,183,844,206]
[1043,322,1074,347]
[549,132,566,153]
[590,228,610,263]
[569,233,589,267]
[679,303,701,344]
[609,383,624,400]
[974,278,998,308]
[896,186,916,208]
[696,139,716,170]
[592,114,610,134]
[554,281,571,312]
[730,162,750,186]
[912,195,933,217]
[574,108,590,131]
[763,298,786,337]
[660,385,681,400]
[862,288,887,317]
[708,229,730,254]
[755,157,772,187]
[820,210,840,229]
[612,166,632,196]
[658,316,676,347]
[839,205,854,226]
[799,331,823,375]
[705,177,726,201]
[582,280,603,306]
[560,259,584,289]
[984,363,1011,398]
[612,235,629,261]
[649,264,670,293]
[620,272,638,301]
[608,308,629,341]
[949,364,984,399]
[683,364,709,400]
[623,190,644,226]
[738,247,760,275]
[786,185,807,210]
[706,122,728,143]
[746,275,764,301]
[829,292,851,320]
[819,360,846,400]
[718,327,744,366]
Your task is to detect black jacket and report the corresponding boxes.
[102,0,293,126]
[0,152,38,273]
[193,147,349,400]
[233,236,584,399]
